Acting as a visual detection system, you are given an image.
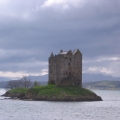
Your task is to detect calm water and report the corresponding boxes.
[0,89,120,120]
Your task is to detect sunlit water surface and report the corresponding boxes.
[0,89,120,120]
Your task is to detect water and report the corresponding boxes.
[0,89,120,120]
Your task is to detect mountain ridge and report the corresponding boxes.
[83,80,120,90]
[0,74,120,88]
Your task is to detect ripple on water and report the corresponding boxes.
[0,90,120,120]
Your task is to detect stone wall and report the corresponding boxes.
[48,49,82,87]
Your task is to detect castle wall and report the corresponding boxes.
[48,49,82,87]
[74,52,82,87]
[49,57,56,84]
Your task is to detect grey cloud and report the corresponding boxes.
[83,55,120,77]
[0,0,120,79]
[0,59,48,73]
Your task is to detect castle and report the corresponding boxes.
[48,49,82,87]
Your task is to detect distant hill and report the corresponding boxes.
[82,73,120,82]
[0,75,48,88]
[83,80,120,90]
[0,77,10,82]
[1,73,120,83]
[0,74,120,89]
[28,75,48,83]
[0,81,8,88]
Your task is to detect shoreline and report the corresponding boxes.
[2,91,102,102]
[2,85,102,102]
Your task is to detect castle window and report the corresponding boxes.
[68,62,70,66]
[66,57,67,59]
[70,58,72,61]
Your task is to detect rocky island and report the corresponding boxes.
[2,49,102,101]
[2,84,102,101]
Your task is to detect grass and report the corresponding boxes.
[5,85,101,101]
[8,88,28,94]
[6,84,97,98]
[28,84,95,97]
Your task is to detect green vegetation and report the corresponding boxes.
[4,84,102,101]
[28,84,95,97]
[8,88,28,94]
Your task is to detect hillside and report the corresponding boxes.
[83,80,120,90]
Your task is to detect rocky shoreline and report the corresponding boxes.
[2,91,102,102]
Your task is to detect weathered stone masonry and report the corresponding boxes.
[48,49,82,87]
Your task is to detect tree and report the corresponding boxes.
[7,80,21,89]
[7,76,32,89]
[20,76,32,88]
[34,81,41,87]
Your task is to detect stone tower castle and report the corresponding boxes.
[48,49,82,87]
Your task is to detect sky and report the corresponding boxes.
[0,0,120,81]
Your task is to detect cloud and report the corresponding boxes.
[2,54,120,79]
[83,56,120,63]
[0,48,48,77]
[41,0,87,9]
[0,71,29,78]
[0,0,43,21]
[40,69,48,76]
[83,55,120,77]
[0,0,120,80]
[0,69,48,79]
[0,49,37,59]
[0,59,48,73]
[86,67,113,75]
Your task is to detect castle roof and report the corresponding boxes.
[73,49,81,55]
[59,51,68,55]
[59,49,81,55]
[49,49,82,57]
[73,49,78,55]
